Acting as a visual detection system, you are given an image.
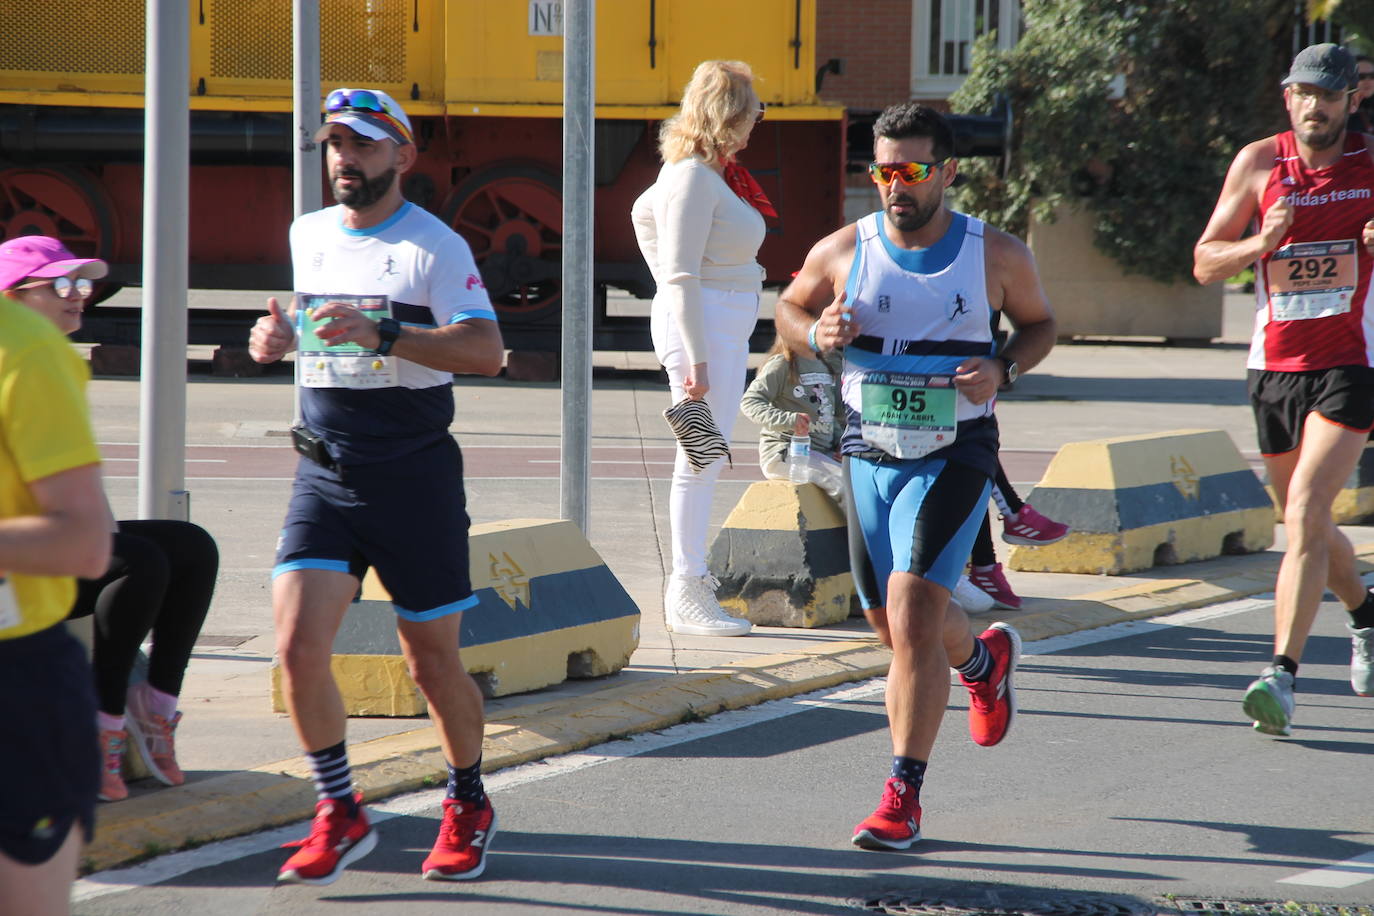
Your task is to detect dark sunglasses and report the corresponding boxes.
[868,159,946,185]
[325,88,384,113]
[17,276,93,299]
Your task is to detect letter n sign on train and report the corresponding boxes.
[530,1,563,35]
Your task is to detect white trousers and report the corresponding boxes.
[652,287,759,578]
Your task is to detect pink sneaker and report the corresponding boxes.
[125,684,185,787]
[98,729,129,802]
[1001,504,1069,546]
[968,563,1022,610]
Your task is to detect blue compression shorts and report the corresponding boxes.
[845,454,991,608]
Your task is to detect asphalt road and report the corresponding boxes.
[72,594,1374,915]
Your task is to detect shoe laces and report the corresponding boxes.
[1354,629,1374,664]
[678,575,725,621]
[879,777,912,813]
[284,801,354,851]
[100,732,126,775]
[439,800,484,845]
[141,711,182,758]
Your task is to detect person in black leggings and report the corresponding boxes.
[67,519,218,801]
[966,460,1068,609]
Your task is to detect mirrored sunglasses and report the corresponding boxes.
[325,88,384,114]
[17,276,93,299]
[868,160,946,186]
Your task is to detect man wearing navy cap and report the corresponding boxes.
[1195,44,1374,737]
[250,87,506,884]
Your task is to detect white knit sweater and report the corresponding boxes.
[631,157,766,364]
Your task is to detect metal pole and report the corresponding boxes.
[560,0,595,534]
[292,0,322,425]
[293,0,322,219]
[138,0,190,521]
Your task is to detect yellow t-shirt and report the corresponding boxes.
[0,299,101,639]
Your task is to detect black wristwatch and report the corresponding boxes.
[374,317,401,356]
[999,357,1020,385]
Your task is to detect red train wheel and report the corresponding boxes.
[0,165,117,260]
[443,164,562,324]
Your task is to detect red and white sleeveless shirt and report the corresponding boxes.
[1249,131,1374,371]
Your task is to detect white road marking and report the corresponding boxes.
[101,458,227,463]
[71,596,1275,901]
[1277,850,1374,888]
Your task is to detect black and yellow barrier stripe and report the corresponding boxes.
[709,481,859,628]
[271,519,640,716]
[1009,429,1275,576]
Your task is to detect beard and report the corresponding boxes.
[1293,113,1344,152]
[884,192,942,232]
[332,166,396,209]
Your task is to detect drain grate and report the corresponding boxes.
[194,634,253,648]
[858,895,1153,916]
[1166,901,1373,916]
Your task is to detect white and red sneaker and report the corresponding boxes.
[851,777,922,850]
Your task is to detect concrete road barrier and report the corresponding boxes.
[708,480,858,628]
[1008,429,1275,575]
[270,518,640,716]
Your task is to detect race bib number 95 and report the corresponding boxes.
[859,371,957,459]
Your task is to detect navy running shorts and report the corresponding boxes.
[273,436,479,621]
[1248,365,1374,456]
[846,454,991,606]
[0,625,98,865]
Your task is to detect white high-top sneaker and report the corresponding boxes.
[664,574,752,637]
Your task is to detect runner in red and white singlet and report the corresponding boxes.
[1251,129,1374,371]
[1195,43,1374,739]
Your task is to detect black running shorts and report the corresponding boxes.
[0,625,99,865]
[1248,366,1374,456]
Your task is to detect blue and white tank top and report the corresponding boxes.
[839,210,999,474]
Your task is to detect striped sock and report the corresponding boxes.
[447,757,487,808]
[307,740,357,816]
[955,636,993,682]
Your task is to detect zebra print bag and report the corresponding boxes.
[662,397,732,473]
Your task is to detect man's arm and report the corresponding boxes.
[955,228,1057,405]
[371,317,506,377]
[774,226,859,355]
[1194,139,1289,285]
[307,307,506,377]
[0,464,112,579]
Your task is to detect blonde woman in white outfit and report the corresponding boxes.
[632,60,771,637]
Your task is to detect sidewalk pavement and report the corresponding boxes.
[74,298,1372,872]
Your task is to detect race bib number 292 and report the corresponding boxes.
[1268,240,1357,322]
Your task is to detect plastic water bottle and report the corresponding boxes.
[788,434,811,484]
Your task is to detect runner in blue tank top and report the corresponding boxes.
[774,103,1057,850]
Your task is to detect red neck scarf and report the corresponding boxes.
[720,157,778,219]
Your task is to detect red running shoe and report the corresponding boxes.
[422,798,498,880]
[1001,504,1069,546]
[968,563,1022,610]
[277,794,377,885]
[851,777,922,850]
[960,622,1021,747]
